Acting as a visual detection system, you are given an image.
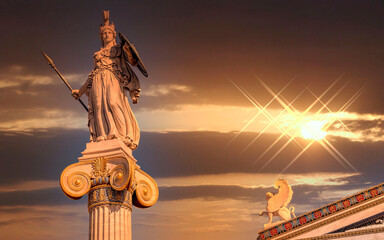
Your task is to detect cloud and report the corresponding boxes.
[0,102,256,133]
[14,74,53,85]
[328,116,384,142]
[1,130,383,185]
[0,205,88,240]
[0,198,258,240]
[0,65,92,132]
[0,66,53,87]
[155,172,365,203]
[1,98,384,145]
[134,106,384,143]
[0,66,383,143]
[157,172,360,188]
[0,81,20,88]
[0,184,373,240]
[142,84,192,97]
[0,2,382,239]
[0,188,85,206]
[0,173,364,208]
[312,188,365,202]
[64,73,88,83]
[0,65,88,90]
[133,198,263,240]
[0,129,377,240]
[9,65,25,72]
[136,104,256,132]
[0,108,86,132]
[0,129,89,185]
[0,180,59,193]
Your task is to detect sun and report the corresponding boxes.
[300,120,327,140]
[229,79,362,175]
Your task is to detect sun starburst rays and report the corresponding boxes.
[231,77,363,175]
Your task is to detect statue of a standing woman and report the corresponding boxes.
[72,11,147,150]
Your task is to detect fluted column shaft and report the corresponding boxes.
[88,185,132,240]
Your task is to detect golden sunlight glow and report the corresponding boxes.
[300,120,327,140]
[230,77,364,175]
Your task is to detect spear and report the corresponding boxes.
[41,51,89,112]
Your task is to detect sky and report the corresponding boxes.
[0,0,383,239]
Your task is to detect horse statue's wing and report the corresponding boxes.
[266,179,290,212]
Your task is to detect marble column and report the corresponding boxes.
[60,139,158,240]
[88,185,132,240]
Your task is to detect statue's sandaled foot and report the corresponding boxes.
[96,136,106,142]
[107,134,116,140]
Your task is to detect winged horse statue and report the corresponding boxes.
[259,179,296,229]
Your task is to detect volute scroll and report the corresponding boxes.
[132,168,159,208]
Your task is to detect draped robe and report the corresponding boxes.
[85,45,140,149]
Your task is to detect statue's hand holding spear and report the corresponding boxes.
[71,87,87,101]
[72,90,81,100]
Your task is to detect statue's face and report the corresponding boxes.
[102,29,114,45]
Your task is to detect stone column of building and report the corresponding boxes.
[60,139,158,240]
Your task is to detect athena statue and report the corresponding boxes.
[72,11,148,150]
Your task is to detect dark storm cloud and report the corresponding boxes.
[0,0,382,113]
[0,188,86,206]
[158,185,263,202]
[0,129,89,184]
[0,129,381,209]
[135,131,384,178]
[1,130,384,185]
[0,174,370,216]
[156,173,372,203]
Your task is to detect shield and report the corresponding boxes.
[119,32,148,77]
